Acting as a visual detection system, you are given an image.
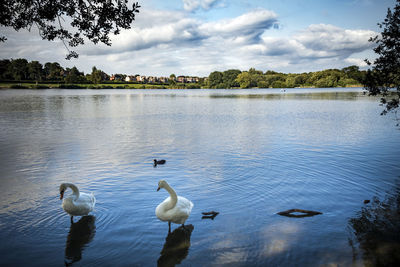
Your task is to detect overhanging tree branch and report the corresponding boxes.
[0,0,140,59]
[364,0,400,117]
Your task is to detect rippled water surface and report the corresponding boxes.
[0,88,399,266]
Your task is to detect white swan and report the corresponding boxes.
[59,183,96,223]
[156,180,193,232]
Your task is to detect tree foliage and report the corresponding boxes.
[364,0,400,115]
[169,74,176,85]
[65,66,85,84]
[44,62,64,80]
[208,71,223,88]
[9,58,29,80]
[89,66,108,84]
[235,68,263,88]
[235,72,251,88]
[0,1,140,59]
[208,69,242,88]
[214,67,365,89]
[27,61,43,81]
[222,69,241,88]
[0,58,89,83]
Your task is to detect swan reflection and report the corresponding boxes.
[64,215,96,266]
[158,224,194,267]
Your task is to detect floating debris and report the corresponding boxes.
[277,209,322,218]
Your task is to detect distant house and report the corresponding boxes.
[186,76,199,83]
[137,75,147,82]
[101,72,110,81]
[177,76,185,83]
[111,74,200,84]
[176,76,199,83]
[147,76,157,83]
[159,77,169,83]
[110,74,123,81]
[125,75,136,82]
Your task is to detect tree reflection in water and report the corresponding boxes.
[158,224,194,267]
[64,215,96,266]
[349,187,400,266]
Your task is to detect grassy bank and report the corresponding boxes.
[0,82,364,90]
[0,82,204,89]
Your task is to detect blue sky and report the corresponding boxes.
[0,0,396,76]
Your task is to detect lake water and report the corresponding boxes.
[0,88,399,266]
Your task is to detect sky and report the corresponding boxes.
[0,0,396,77]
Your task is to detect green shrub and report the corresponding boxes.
[59,84,86,89]
[30,85,50,89]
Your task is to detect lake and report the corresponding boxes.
[0,88,399,266]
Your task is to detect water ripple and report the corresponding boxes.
[1,89,399,266]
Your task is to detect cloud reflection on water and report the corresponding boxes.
[260,221,301,257]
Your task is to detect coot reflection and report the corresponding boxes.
[65,215,96,266]
[158,224,194,267]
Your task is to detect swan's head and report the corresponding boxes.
[157,180,168,191]
[59,183,67,200]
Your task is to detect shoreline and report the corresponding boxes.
[0,82,365,90]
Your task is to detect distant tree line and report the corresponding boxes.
[0,58,109,84]
[1,58,367,89]
[207,66,366,89]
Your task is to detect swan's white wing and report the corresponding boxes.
[76,192,96,212]
[168,196,193,224]
[62,192,96,216]
[176,196,193,214]
[156,196,193,224]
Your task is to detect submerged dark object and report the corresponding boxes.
[154,159,166,166]
[202,211,219,220]
[277,209,322,218]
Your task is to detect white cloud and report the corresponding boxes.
[182,0,221,12]
[345,57,369,67]
[240,23,376,71]
[113,17,204,50]
[199,9,278,42]
[79,10,205,56]
[201,0,221,10]
[183,0,199,12]
[295,24,375,55]
[84,8,277,56]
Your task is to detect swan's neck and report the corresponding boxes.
[164,183,177,210]
[66,183,80,200]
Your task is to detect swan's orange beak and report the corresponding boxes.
[157,187,160,191]
[60,191,64,200]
